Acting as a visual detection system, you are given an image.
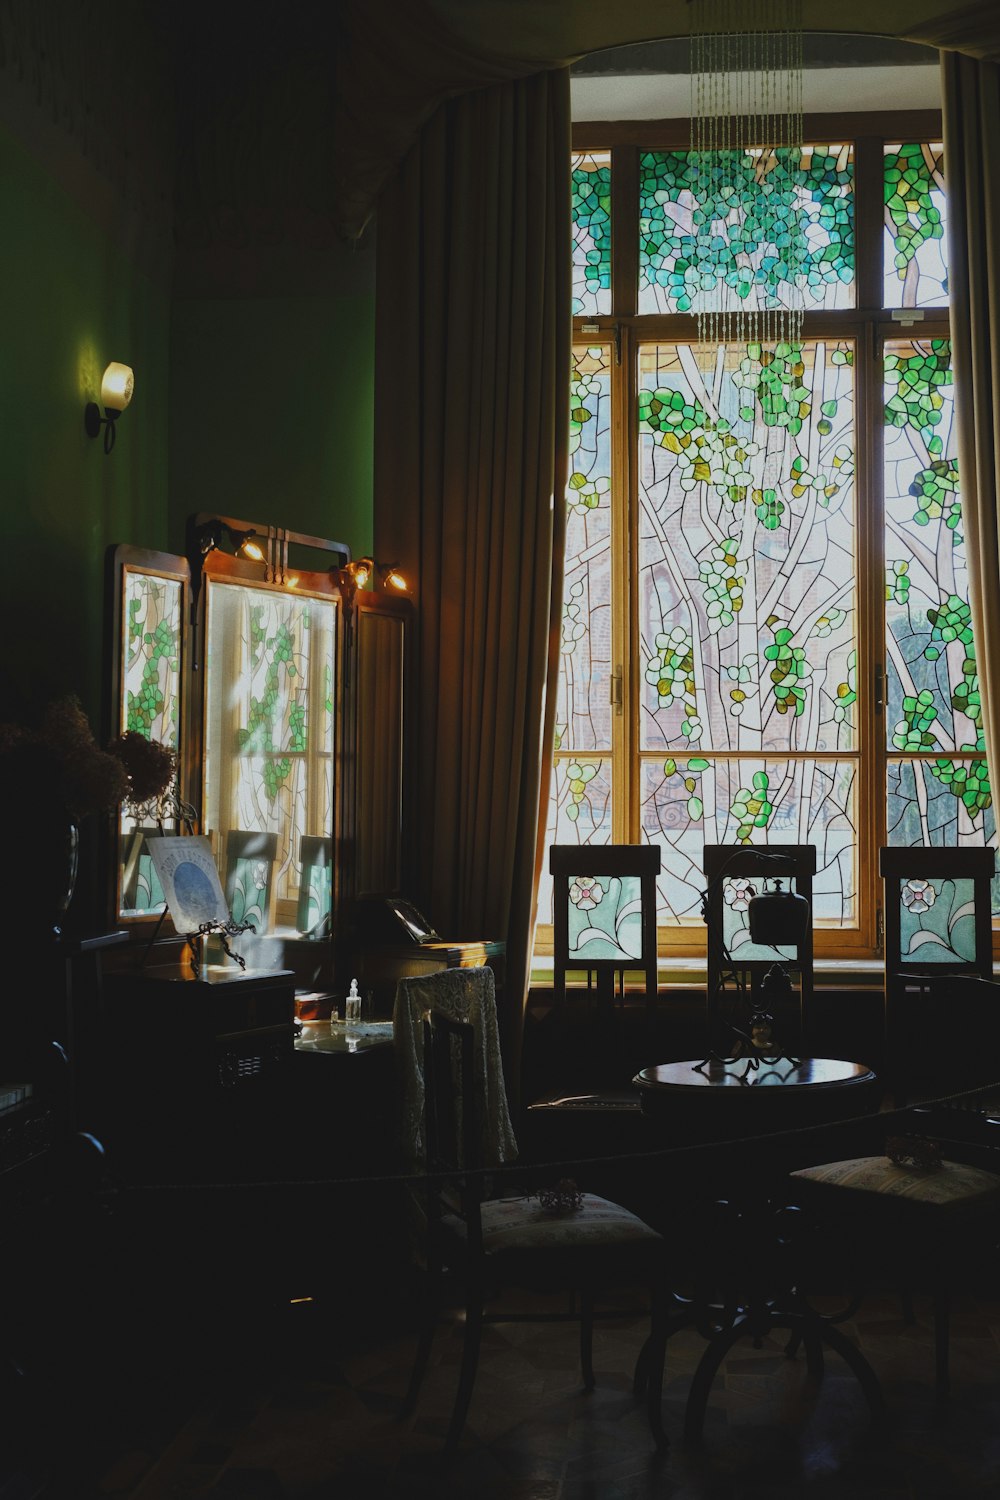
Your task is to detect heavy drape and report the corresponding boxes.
[941,52,1000,832]
[373,69,571,1108]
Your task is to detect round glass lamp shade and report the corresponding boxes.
[101,362,134,411]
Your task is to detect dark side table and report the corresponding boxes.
[632,1055,883,1443]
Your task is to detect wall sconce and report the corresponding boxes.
[190,517,266,565]
[377,561,408,592]
[84,362,134,454]
[186,514,269,635]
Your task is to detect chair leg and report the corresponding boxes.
[398,1271,438,1421]
[580,1287,596,1391]
[644,1284,670,1452]
[444,1291,484,1453]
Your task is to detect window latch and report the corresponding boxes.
[874,663,884,715]
[610,664,623,715]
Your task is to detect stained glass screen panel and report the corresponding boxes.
[117,568,183,919]
[204,580,336,940]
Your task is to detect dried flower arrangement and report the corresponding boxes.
[105,730,177,818]
[0,697,179,822]
[0,695,128,819]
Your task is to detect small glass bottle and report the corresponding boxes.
[345,977,362,1025]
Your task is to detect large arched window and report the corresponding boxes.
[537,114,995,963]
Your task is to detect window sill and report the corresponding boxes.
[529,956,886,989]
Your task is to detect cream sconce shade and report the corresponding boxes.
[85,361,134,453]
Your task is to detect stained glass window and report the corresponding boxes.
[883,336,993,901]
[883,143,947,308]
[543,126,992,961]
[572,151,612,317]
[639,145,854,315]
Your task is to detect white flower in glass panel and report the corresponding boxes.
[252,861,268,892]
[901,878,936,914]
[724,878,758,913]
[569,877,603,911]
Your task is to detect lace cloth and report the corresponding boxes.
[393,965,518,1169]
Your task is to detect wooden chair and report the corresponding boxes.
[295,833,332,936]
[550,844,661,1019]
[399,986,671,1454]
[703,844,815,1057]
[524,845,661,1173]
[879,846,996,1103]
[789,1098,1000,1399]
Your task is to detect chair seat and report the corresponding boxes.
[790,1156,1000,1215]
[443,1192,661,1253]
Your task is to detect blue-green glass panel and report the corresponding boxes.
[883,143,947,309]
[572,150,611,317]
[639,145,854,315]
[566,874,644,964]
[894,875,978,965]
[228,853,271,932]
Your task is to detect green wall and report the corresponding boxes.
[169,266,375,562]
[0,120,172,726]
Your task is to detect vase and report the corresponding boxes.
[53,818,80,938]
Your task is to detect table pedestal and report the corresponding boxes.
[633,1056,883,1442]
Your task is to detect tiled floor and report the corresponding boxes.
[92,1284,1000,1500]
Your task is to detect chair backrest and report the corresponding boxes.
[879,846,995,987]
[421,1011,484,1255]
[879,846,996,1098]
[549,844,661,1015]
[703,844,816,1052]
[393,965,518,1170]
[224,830,279,932]
[296,833,332,935]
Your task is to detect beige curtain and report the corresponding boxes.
[374,68,571,1108]
[941,52,1000,837]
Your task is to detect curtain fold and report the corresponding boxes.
[374,68,571,1111]
[941,52,1000,839]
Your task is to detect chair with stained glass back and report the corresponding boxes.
[523,846,661,1179]
[880,845,997,1104]
[296,834,332,937]
[702,844,816,1062]
[223,830,279,934]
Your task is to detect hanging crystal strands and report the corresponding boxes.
[689,0,805,359]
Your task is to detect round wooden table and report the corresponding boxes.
[632,1056,883,1442]
[633,1055,879,1142]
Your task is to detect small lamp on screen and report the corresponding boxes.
[85,362,134,454]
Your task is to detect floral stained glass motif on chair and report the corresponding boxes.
[550,845,660,1018]
[879,845,996,1103]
